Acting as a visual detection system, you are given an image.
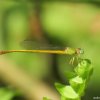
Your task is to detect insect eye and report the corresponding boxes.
[76,48,84,54]
[77,48,84,54]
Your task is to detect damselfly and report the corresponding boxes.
[0,47,84,64]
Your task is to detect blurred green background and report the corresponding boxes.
[0,0,100,100]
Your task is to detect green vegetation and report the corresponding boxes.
[44,59,93,100]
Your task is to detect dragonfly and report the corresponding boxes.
[0,47,84,64]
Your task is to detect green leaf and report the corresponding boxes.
[61,96,67,100]
[61,96,81,100]
[75,59,93,80]
[0,88,14,100]
[43,97,51,100]
[69,76,85,96]
[55,83,79,100]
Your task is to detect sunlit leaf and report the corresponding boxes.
[69,76,85,96]
[55,83,79,100]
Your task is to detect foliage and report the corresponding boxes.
[0,88,14,100]
[43,97,51,100]
[44,59,93,100]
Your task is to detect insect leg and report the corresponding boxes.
[69,57,75,65]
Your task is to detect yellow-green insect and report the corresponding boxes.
[0,47,84,64]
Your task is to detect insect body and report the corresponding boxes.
[0,47,84,55]
[65,47,84,55]
[0,47,84,64]
[65,47,84,64]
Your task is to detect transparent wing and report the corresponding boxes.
[20,40,65,50]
